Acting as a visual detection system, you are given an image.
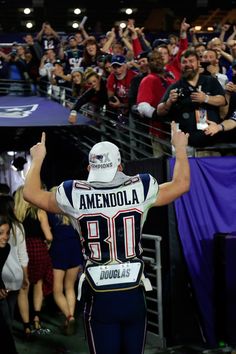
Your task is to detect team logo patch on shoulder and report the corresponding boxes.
[0,104,38,118]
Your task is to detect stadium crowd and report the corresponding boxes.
[0,18,236,154]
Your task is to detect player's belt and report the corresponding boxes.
[84,259,145,292]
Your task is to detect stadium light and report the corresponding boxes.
[19,7,33,15]
[72,22,79,29]
[26,21,34,29]
[125,8,133,15]
[23,8,31,15]
[74,8,81,15]
[119,22,127,29]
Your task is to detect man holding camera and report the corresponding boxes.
[156,49,226,148]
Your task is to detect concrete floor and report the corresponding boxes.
[12,298,234,354]
[13,305,161,354]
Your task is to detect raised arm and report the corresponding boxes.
[153,122,190,206]
[23,132,61,213]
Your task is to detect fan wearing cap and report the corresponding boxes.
[107,54,137,114]
[23,122,190,354]
[50,59,71,88]
[60,35,84,73]
[128,50,151,108]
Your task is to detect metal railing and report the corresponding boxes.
[38,80,173,162]
[42,81,236,160]
[0,79,236,161]
[142,233,166,350]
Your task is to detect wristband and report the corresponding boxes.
[137,102,155,118]
[220,123,224,131]
[204,94,209,103]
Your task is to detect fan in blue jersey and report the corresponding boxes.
[23,122,190,354]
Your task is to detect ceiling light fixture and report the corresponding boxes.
[26,21,34,29]
[74,8,81,15]
[125,8,133,15]
[23,8,31,15]
[119,22,127,29]
[72,22,79,29]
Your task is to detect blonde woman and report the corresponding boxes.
[14,185,53,336]
[68,67,108,124]
[48,187,83,335]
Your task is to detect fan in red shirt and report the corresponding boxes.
[137,50,175,156]
[107,54,137,115]
[155,17,190,81]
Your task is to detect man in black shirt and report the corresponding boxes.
[156,49,227,147]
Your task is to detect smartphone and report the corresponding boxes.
[109,96,117,103]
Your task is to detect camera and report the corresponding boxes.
[200,61,211,75]
[9,49,17,58]
[176,87,193,100]
[200,61,211,70]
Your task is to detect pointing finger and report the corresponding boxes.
[41,132,46,145]
[171,121,177,133]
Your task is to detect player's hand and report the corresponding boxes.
[171,121,189,150]
[30,132,46,162]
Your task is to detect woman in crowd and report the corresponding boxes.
[70,67,85,98]
[0,214,18,353]
[68,67,108,124]
[48,187,84,335]
[14,185,53,336]
[0,195,29,333]
[80,36,105,71]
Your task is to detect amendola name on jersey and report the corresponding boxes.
[56,173,159,264]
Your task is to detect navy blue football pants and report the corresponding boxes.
[84,284,147,354]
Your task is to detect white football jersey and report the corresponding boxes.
[56,172,159,264]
